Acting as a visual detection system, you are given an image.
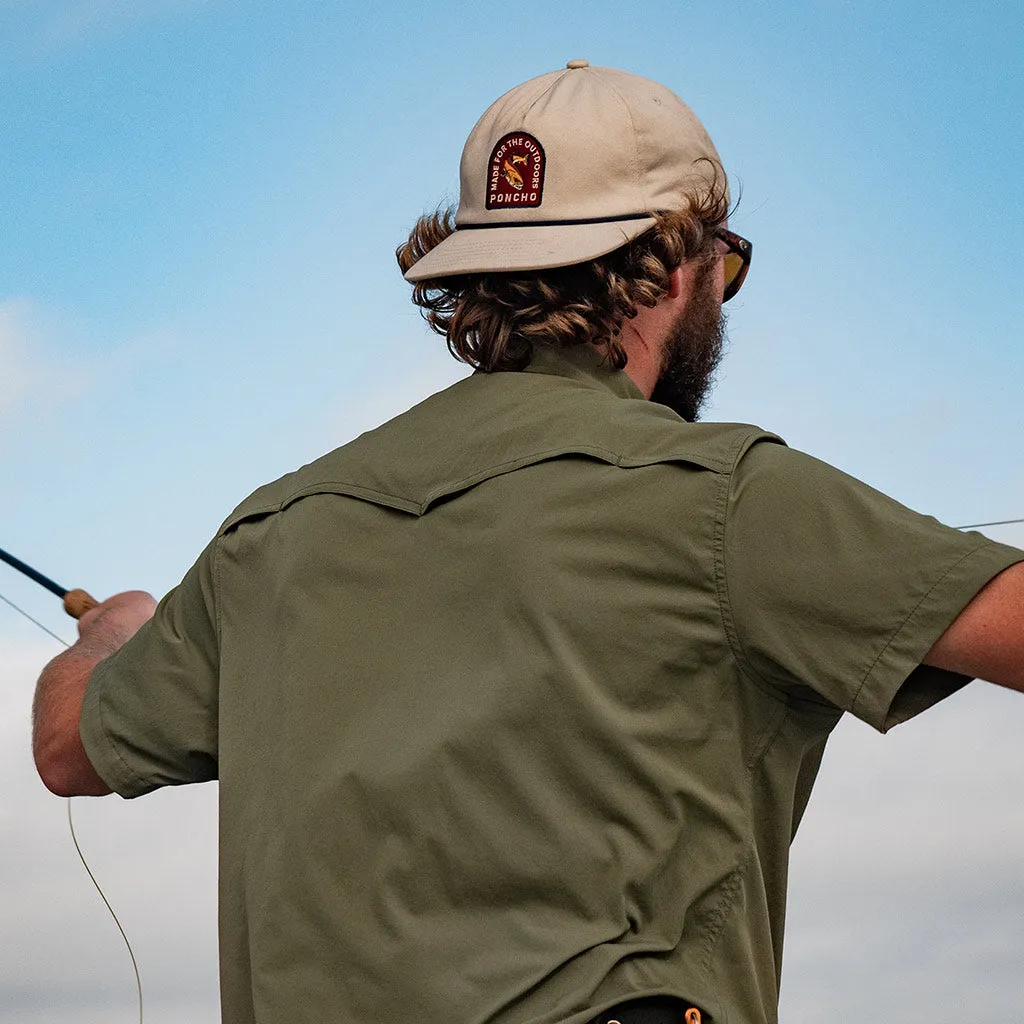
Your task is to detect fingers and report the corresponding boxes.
[76,590,158,649]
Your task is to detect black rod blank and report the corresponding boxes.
[0,546,68,599]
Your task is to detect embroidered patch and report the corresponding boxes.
[486,132,545,210]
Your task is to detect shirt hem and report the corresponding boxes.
[851,540,1024,732]
[79,658,152,799]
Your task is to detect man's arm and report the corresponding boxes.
[32,590,156,797]
[923,561,1024,692]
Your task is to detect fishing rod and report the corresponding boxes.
[0,546,98,619]
[0,545,143,1022]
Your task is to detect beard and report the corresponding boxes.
[649,260,726,422]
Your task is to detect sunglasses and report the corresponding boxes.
[714,228,752,303]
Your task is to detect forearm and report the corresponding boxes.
[33,643,115,796]
[32,590,157,797]
[924,561,1024,692]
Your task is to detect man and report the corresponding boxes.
[33,62,1024,1024]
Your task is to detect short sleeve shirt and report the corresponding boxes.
[80,345,1023,1024]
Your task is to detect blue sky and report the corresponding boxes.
[1,2,1022,1021]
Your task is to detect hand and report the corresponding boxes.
[76,590,158,655]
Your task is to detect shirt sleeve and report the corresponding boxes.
[79,539,221,798]
[721,440,1024,733]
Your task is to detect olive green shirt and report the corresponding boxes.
[81,345,1023,1024]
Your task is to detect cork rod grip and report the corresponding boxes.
[63,588,99,620]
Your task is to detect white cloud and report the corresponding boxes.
[0,301,43,416]
[329,342,470,445]
[0,299,94,434]
[31,0,211,50]
[3,516,1020,1024]
[0,626,219,1023]
[781,683,1024,1021]
[0,297,189,455]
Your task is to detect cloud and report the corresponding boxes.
[329,341,470,446]
[781,683,1024,1021]
[3,518,1020,1024]
[0,0,212,61]
[23,0,211,51]
[0,297,189,455]
[0,625,219,1023]
[0,299,94,434]
[0,302,43,417]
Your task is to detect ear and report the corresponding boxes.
[666,263,687,300]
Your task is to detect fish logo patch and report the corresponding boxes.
[486,132,545,210]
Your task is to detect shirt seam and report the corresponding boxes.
[224,445,735,529]
[697,862,746,975]
[213,535,225,649]
[848,539,992,717]
[713,434,795,710]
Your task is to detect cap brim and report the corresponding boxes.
[403,216,658,282]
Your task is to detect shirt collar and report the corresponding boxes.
[516,344,645,401]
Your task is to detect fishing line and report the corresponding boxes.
[956,517,1024,530]
[0,591,71,647]
[2,507,1023,1021]
[67,799,143,1024]
[1,587,143,1024]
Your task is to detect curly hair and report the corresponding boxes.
[396,175,731,372]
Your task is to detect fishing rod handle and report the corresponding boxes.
[63,589,99,620]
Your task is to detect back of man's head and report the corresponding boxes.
[397,62,730,372]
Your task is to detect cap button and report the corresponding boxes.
[566,59,589,69]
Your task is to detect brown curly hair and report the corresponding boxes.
[396,175,731,372]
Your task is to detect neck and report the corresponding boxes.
[617,320,662,398]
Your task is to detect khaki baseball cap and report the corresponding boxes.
[403,60,726,282]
